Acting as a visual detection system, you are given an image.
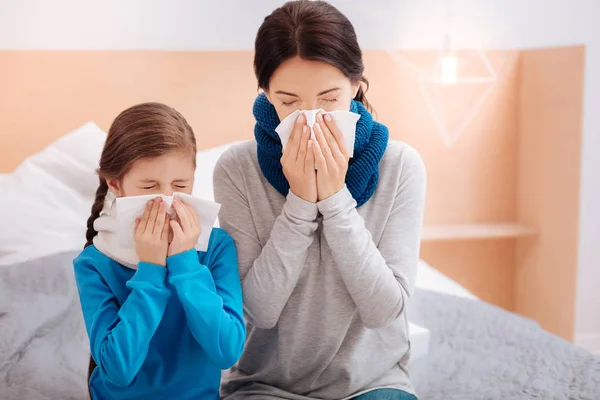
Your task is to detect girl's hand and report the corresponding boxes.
[135,198,170,267]
[168,197,201,257]
[312,112,350,201]
[281,114,318,203]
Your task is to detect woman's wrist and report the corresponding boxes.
[317,186,355,219]
[285,191,319,221]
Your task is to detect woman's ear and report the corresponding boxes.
[264,90,273,104]
[351,82,361,99]
[106,178,121,196]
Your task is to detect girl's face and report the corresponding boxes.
[265,56,360,121]
[107,151,195,197]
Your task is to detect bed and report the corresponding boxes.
[1,125,599,400]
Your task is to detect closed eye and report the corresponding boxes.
[174,185,188,189]
[322,98,338,103]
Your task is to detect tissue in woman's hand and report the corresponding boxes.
[115,192,221,252]
[275,109,360,157]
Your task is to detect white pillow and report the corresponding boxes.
[0,173,8,192]
[0,122,244,266]
[0,122,106,266]
[193,141,246,201]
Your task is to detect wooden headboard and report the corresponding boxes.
[0,51,259,171]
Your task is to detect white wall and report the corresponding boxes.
[1,0,599,351]
[0,0,404,50]
[0,0,595,50]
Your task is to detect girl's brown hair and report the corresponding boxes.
[84,102,195,395]
[84,102,196,249]
[254,0,373,112]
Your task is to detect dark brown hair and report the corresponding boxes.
[254,0,373,112]
[83,102,196,395]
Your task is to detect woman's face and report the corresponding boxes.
[265,56,360,121]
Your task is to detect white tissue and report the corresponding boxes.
[115,192,221,252]
[275,109,361,157]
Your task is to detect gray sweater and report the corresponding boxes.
[214,140,426,400]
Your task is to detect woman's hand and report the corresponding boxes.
[281,114,317,203]
[135,198,170,267]
[168,197,201,257]
[312,112,350,201]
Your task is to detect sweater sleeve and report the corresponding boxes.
[166,241,246,370]
[213,149,319,329]
[74,259,171,387]
[317,146,426,329]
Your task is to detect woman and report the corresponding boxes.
[214,1,425,399]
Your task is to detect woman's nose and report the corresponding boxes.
[162,188,174,197]
[304,100,318,110]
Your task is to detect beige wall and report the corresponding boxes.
[515,46,585,339]
[0,48,585,339]
[365,50,521,310]
[0,51,258,164]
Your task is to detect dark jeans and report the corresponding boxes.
[353,389,417,400]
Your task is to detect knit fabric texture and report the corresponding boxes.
[253,93,389,207]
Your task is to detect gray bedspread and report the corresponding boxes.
[409,291,600,400]
[1,251,599,400]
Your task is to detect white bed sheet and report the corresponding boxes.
[416,259,477,300]
[410,260,476,361]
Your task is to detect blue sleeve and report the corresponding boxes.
[74,258,171,387]
[166,237,246,370]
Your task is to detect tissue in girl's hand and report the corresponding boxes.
[115,192,221,252]
[275,109,360,157]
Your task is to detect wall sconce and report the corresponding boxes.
[387,45,517,147]
[439,34,458,84]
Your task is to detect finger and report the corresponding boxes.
[153,201,167,235]
[170,220,184,239]
[296,124,310,163]
[285,124,307,162]
[317,113,344,161]
[323,113,349,157]
[146,198,161,232]
[312,139,328,171]
[161,215,170,241]
[173,197,192,230]
[288,113,305,146]
[186,204,200,230]
[137,200,153,233]
[285,114,305,159]
[305,140,316,172]
[313,120,335,165]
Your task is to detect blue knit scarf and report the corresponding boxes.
[254,93,389,208]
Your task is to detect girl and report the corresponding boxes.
[74,103,245,400]
[214,1,425,400]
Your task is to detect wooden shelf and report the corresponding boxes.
[421,223,537,241]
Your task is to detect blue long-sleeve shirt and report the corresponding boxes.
[73,228,245,400]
